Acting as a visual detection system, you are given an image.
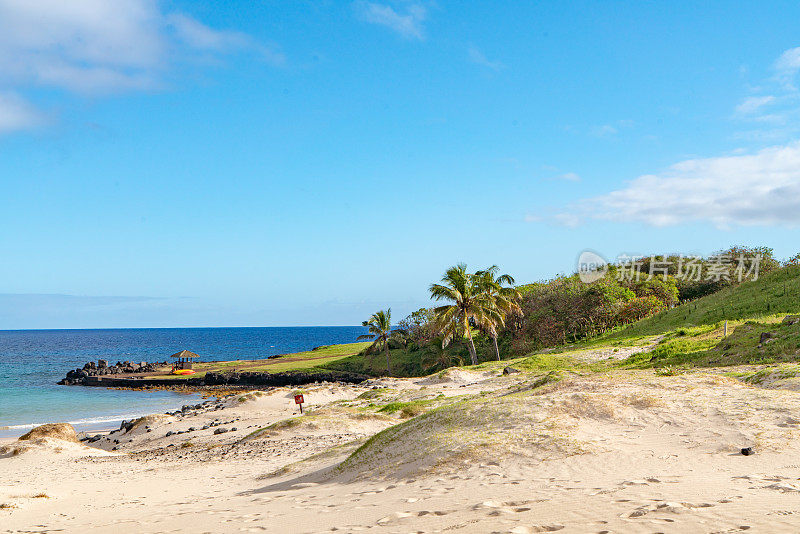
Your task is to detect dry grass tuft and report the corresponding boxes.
[620,393,663,409]
[19,423,77,443]
[554,394,617,420]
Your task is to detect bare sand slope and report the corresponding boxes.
[3,372,800,533]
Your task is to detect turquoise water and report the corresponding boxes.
[0,326,365,437]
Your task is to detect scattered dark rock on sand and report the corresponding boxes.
[741,447,754,456]
[213,427,229,435]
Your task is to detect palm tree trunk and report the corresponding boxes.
[493,335,500,361]
[465,328,478,365]
[384,339,391,375]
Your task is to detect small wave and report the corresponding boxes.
[2,412,173,431]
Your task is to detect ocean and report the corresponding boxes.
[0,326,366,438]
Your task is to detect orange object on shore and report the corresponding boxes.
[172,369,196,375]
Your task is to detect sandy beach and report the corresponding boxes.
[4,366,800,533]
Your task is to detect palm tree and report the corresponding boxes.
[475,266,522,361]
[429,264,495,365]
[357,309,394,375]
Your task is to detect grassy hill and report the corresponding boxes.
[608,264,800,338]
[564,265,800,371]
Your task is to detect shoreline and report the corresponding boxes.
[0,390,206,440]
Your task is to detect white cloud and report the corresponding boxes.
[356,1,426,40]
[0,0,280,133]
[559,142,800,228]
[589,120,633,138]
[168,13,285,66]
[736,95,776,115]
[0,92,43,133]
[558,172,581,182]
[169,13,250,51]
[468,46,504,71]
[734,46,800,136]
[0,0,165,93]
[592,124,617,137]
[775,47,800,79]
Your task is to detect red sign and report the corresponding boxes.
[294,394,304,404]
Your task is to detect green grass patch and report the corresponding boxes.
[615,317,800,369]
[376,400,434,418]
[356,389,397,400]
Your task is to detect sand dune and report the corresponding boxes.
[3,371,800,532]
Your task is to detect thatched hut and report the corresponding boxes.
[170,350,200,370]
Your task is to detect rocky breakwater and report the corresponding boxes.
[58,359,167,385]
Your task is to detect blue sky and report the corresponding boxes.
[2,1,800,329]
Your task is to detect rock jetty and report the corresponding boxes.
[58,360,167,385]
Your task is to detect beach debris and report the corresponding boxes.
[503,366,521,375]
[741,447,754,456]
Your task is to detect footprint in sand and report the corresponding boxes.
[620,501,716,520]
[763,482,800,493]
[473,500,535,517]
[376,511,413,524]
[416,510,454,517]
[507,525,564,533]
